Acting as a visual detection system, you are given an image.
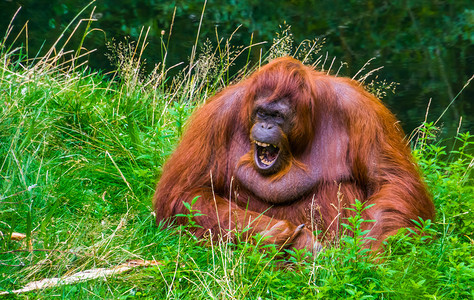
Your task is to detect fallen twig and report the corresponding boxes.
[0,259,162,295]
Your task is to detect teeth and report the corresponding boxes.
[259,155,272,165]
[255,141,270,147]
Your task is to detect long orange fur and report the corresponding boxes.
[153,57,435,251]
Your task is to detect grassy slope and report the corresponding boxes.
[0,27,473,299]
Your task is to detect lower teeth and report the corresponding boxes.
[259,155,271,165]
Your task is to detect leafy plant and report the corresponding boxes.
[414,122,474,239]
[175,196,205,229]
[340,200,376,259]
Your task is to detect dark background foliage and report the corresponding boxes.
[1,0,473,134]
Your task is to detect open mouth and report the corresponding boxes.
[253,140,280,169]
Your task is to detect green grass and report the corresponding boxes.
[1,16,473,299]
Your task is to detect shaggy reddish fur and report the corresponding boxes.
[153,57,435,251]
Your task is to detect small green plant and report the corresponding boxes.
[175,196,205,230]
[414,122,474,239]
[407,217,436,244]
[340,200,376,259]
[168,101,192,137]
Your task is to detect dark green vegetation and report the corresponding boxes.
[0,0,473,134]
[1,7,473,300]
